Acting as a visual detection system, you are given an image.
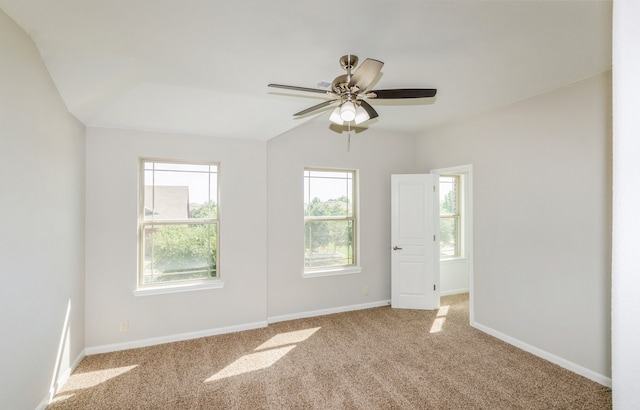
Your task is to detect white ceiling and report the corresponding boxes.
[0,0,612,141]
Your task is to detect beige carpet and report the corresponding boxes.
[48,294,611,409]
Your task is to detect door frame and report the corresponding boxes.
[430,164,474,324]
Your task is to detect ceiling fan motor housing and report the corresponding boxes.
[339,54,358,71]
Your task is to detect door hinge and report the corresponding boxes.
[433,284,436,291]
[433,235,436,241]
[433,185,436,192]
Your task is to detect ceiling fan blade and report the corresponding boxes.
[268,83,329,94]
[350,58,383,91]
[293,99,338,116]
[368,88,437,99]
[359,100,379,120]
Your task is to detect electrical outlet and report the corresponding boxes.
[364,286,369,296]
[119,321,129,332]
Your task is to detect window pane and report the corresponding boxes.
[143,223,217,284]
[440,216,459,258]
[305,220,354,268]
[144,162,217,220]
[304,170,353,217]
[439,175,458,215]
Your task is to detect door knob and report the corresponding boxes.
[393,246,403,250]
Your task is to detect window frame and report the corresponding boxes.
[439,174,462,260]
[303,167,360,276]
[136,158,222,294]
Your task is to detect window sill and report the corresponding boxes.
[133,279,225,297]
[440,257,468,264]
[302,266,362,278]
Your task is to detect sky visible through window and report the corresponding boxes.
[304,170,353,204]
[144,162,217,205]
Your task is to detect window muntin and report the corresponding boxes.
[304,169,356,270]
[439,175,461,259]
[140,160,219,287]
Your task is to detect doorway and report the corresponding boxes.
[431,165,473,323]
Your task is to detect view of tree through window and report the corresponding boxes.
[304,169,356,270]
[439,175,460,259]
[140,161,219,286]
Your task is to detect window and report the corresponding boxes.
[304,168,357,271]
[139,160,219,287]
[439,174,461,259]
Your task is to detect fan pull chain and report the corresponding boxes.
[347,123,352,152]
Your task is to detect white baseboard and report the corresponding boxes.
[85,301,392,356]
[471,320,612,387]
[85,321,268,355]
[36,349,86,410]
[268,299,391,324]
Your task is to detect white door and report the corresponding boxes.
[391,174,440,310]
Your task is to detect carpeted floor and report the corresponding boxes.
[48,294,611,409]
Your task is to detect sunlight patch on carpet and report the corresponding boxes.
[59,365,138,390]
[49,393,75,404]
[205,327,321,382]
[430,305,450,333]
[254,327,321,351]
[205,345,296,382]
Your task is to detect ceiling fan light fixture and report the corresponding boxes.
[329,107,344,125]
[339,101,356,122]
[354,105,370,125]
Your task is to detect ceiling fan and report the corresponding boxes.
[268,55,437,126]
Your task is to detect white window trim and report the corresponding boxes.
[440,257,469,266]
[439,174,462,260]
[432,166,471,262]
[303,167,359,274]
[138,158,220,291]
[133,279,225,297]
[302,266,363,279]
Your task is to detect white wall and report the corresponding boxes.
[612,1,640,407]
[440,259,469,296]
[0,10,86,409]
[416,72,612,383]
[84,128,267,350]
[267,120,417,318]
